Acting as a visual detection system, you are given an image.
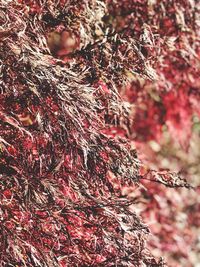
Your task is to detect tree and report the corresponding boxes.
[0,1,199,266]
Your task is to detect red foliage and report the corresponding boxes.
[0,0,199,266]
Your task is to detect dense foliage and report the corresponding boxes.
[0,1,199,266]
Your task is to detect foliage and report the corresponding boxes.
[0,0,199,266]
